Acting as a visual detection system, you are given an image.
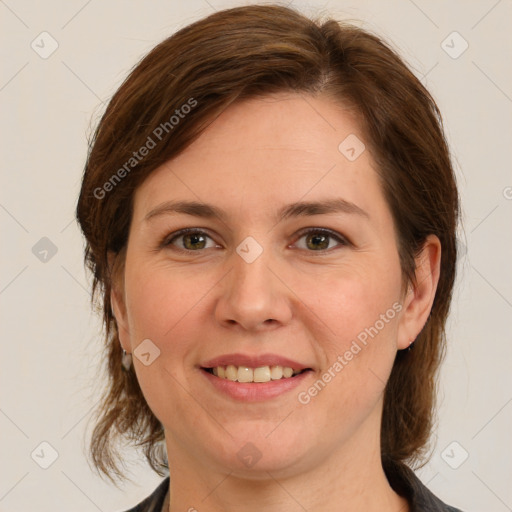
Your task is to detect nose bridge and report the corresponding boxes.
[215,235,292,330]
[233,241,272,297]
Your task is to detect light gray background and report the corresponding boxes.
[1,0,511,510]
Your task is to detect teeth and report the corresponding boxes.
[283,367,293,378]
[225,364,238,381]
[210,365,302,383]
[254,366,271,382]
[270,365,283,380]
[237,366,253,383]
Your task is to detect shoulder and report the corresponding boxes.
[120,477,170,512]
[384,459,464,512]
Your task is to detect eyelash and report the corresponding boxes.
[160,227,350,254]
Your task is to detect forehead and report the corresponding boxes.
[132,92,389,226]
[180,92,361,164]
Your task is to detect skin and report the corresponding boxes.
[111,92,441,512]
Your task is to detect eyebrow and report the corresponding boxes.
[144,198,369,223]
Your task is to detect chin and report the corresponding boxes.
[202,426,314,479]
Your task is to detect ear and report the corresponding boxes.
[396,234,441,350]
[108,251,131,352]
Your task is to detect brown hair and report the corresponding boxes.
[76,4,459,482]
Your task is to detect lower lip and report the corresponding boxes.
[200,368,312,401]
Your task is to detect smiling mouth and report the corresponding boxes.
[202,365,312,383]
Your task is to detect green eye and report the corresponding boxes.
[164,229,216,251]
[294,228,349,252]
[162,227,349,253]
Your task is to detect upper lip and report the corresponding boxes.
[201,353,311,370]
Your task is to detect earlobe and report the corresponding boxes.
[396,235,441,350]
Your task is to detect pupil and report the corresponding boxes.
[185,233,205,250]
[307,233,328,250]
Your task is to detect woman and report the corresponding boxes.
[77,4,462,511]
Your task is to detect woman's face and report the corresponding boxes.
[113,92,421,478]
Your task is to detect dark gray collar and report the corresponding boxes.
[384,459,463,511]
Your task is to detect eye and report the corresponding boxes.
[161,227,350,253]
[162,228,219,252]
[293,228,349,252]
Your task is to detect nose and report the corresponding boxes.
[214,244,293,332]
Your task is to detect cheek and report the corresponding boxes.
[295,259,402,397]
[301,259,402,346]
[124,262,200,341]
[123,264,209,425]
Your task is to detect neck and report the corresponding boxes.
[164,417,409,512]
